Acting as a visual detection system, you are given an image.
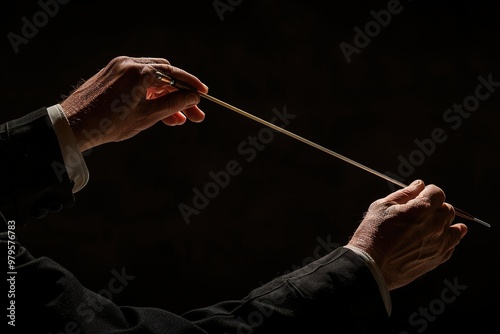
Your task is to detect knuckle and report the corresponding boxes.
[368,199,384,211]
[110,55,130,67]
[427,184,446,201]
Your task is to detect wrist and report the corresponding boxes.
[46,104,90,192]
[344,244,392,315]
[60,100,99,152]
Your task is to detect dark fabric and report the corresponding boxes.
[2,232,388,333]
[0,108,74,227]
[1,109,389,333]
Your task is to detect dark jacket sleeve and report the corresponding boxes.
[0,108,75,227]
[2,232,388,334]
[183,246,390,333]
[1,110,389,333]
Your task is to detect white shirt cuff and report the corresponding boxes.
[46,104,89,193]
[344,244,392,316]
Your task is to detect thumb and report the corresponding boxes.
[384,179,425,204]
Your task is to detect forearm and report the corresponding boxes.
[2,230,388,334]
[0,106,390,333]
[183,247,389,333]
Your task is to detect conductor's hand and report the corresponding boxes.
[60,56,208,152]
[347,180,468,290]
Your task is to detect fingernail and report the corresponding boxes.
[411,180,422,186]
[187,93,200,106]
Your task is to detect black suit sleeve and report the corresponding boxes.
[0,108,74,226]
[3,232,388,334]
[1,109,389,333]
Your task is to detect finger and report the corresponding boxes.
[162,106,204,126]
[154,64,209,93]
[416,184,446,209]
[436,202,455,221]
[162,115,178,126]
[147,86,167,99]
[138,61,208,95]
[441,247,455,263]
[448,223,468,246]
[131,57,171,65]
[432,203,456,234]
[162,115,177,126]
[146,84,180,99]
[441,223,467,263]
[182,105,205,123]
[445,203,456,223]
[147,90,200,118]
[162,112,187,126]
[383,179,425,205]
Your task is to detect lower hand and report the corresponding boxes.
[347,180,468,290]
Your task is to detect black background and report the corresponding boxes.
[1,0,499,333]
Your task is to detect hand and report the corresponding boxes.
[347,180,468,290]
[60,56,209,152]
